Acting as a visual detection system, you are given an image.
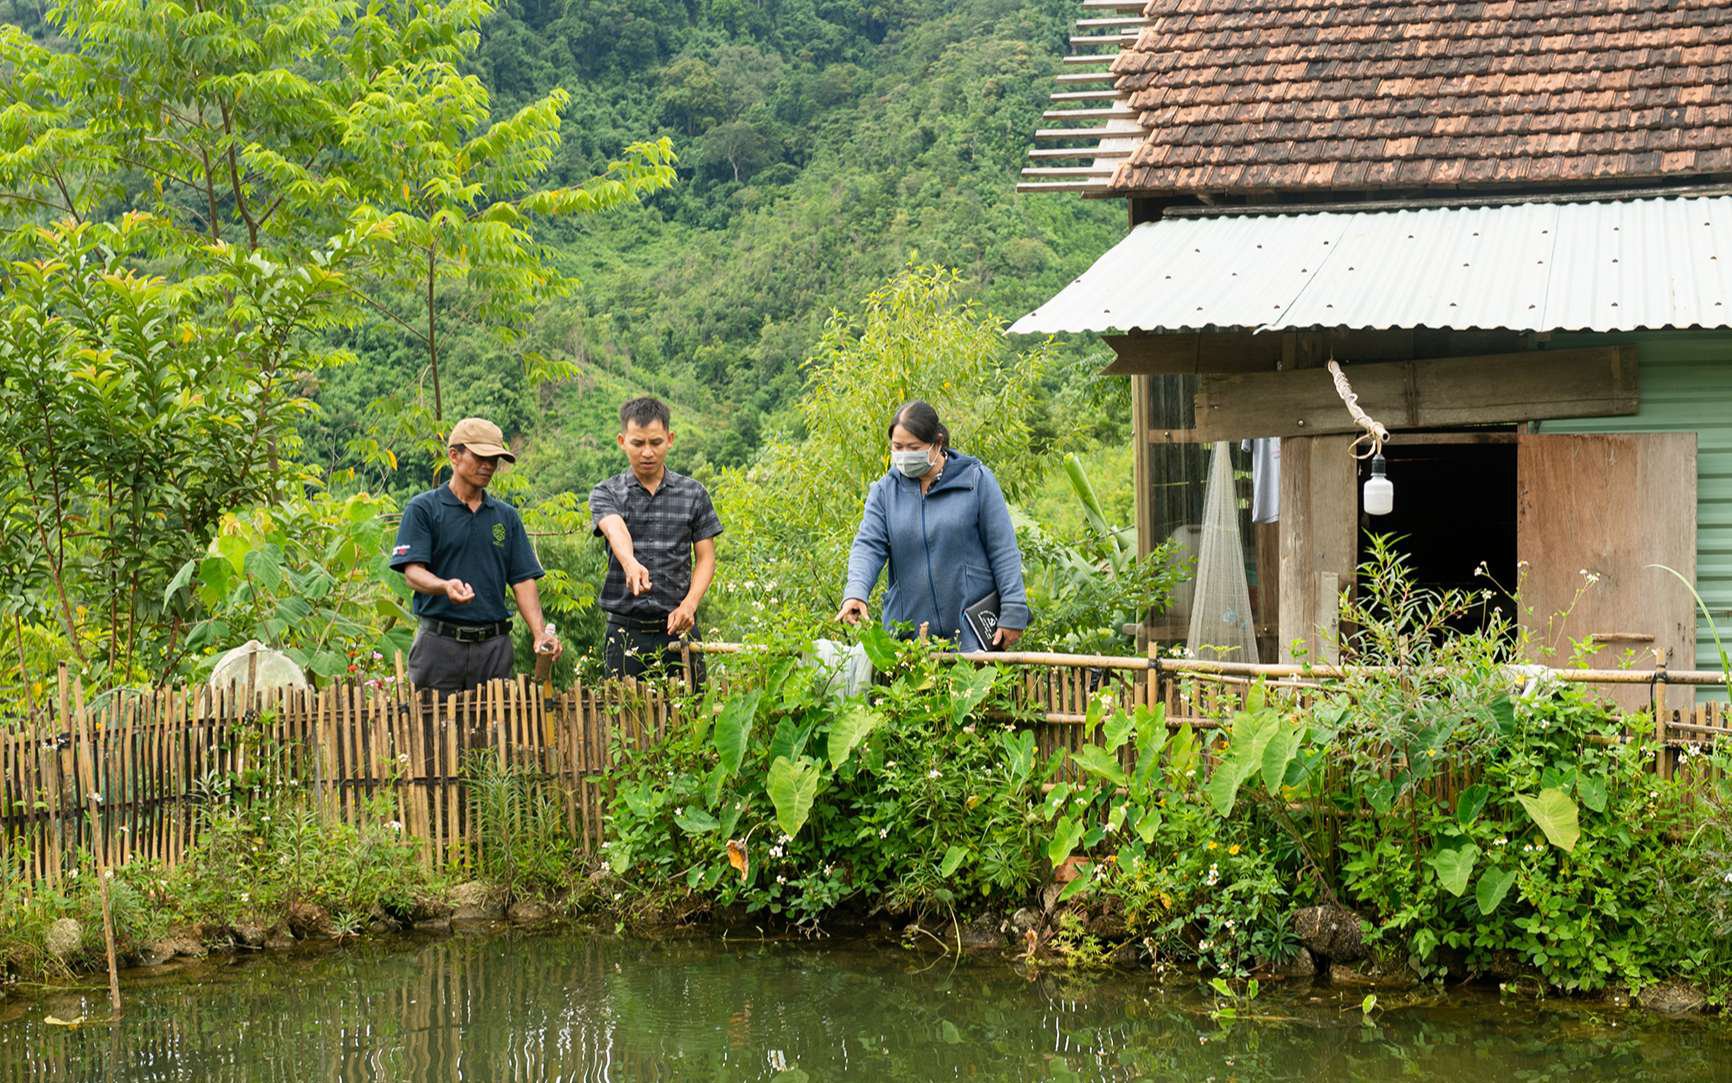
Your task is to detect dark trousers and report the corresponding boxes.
[407,624,514,694]
[604,617,704,689]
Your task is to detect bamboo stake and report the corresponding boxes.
[72,676,122,1017]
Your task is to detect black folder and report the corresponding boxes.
[962,589,1001,651]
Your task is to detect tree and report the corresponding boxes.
[710,264,1051,636]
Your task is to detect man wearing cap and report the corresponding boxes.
[389,417,560,694]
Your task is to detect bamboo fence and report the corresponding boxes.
[2,650,1727,889]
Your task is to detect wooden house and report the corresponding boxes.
[1012,0,1732,687]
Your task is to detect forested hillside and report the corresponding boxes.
[309,0,1125,491]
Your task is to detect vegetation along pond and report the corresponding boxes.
[1,928,1728,1082]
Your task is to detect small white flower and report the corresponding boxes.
[775,875,786,885]
[387,820,403,833]
[961,724,975,734]
[878,827,889,839]
[1198,939,1212,952]
[927,769,941,780]
[1723,871,1732,885]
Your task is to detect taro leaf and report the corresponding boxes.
[1476,865,1518,916]
[1261,720,1304,796]
[1046,815,1084,867]
[1057,862,1096,902]
[939,845,967,878]
[713,690,762,777]
[1204,708,1279,816]
[1165,722,1199,785]
[1133,807,1161,844]
[1576,774,1608,814]
[1518,788,1580,852]
[859,620,899,670]
[704,764,727,809]
[310,650,346,681]
[1102,707,1135,753]
[828,703,884,769]
[949,665,998,727]
[718,800,744,840]
[675,806,719,835]
[1042,783,1072,820]
[1429,842,1480,897]
[769,718,799,765]
[1455,783,1491,826]
[1072,744,1128,787]
[766,755,822,837]
[686,864,705,890]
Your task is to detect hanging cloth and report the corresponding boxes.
[1187,441,1260,663]
[1243,437,1280,524]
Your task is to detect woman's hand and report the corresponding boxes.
[993,626,1023,648]
[836,598,869,625]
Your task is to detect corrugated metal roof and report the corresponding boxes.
[1010,195,1732,336]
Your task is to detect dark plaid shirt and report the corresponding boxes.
[589,468,723,621]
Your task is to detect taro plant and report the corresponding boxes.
[601,622,1051,928]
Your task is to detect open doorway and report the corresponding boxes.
[1356,436,1518,631]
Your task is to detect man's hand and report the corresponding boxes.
[993,626,1023,648]
[666,602,697,637]
[624,560,652,596]
[836,598,868,625]
[534,628,563,661]
[444,578,475,604]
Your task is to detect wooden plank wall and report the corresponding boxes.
[2,660,1726,887]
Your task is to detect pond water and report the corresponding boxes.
[1,928,1727,1082]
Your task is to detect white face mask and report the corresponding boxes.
[891,448,934,478]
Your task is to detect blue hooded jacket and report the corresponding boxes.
[844,450,1030,651]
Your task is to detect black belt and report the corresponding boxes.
[422,618,511,643]
[606,612,676,634]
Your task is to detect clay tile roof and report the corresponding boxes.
[1110,0,1732,194]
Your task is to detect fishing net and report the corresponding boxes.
[1186,440,1260,663]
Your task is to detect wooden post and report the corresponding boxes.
[1653,666,1670,780]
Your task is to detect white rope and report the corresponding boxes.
[1325,358,1389,459]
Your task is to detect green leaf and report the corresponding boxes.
[827,704,883,768]
[1072,745,1127,787]
[1102,707,1134,752]
[1429,842,1480,896]
[1455,783,1491,826]
[1575,774,1608,814]
[859,621,898,670]
[769,719,800,765]
[1045,815,1084,867]
[939,1020,962,1045]
[162,558,197,607]
[1056,863,1096,902]
[939,845,966,878]
[1476,865,1518,916]
[713,690,762,777]
[766,755,821,837]
[1364,779,1396,816]
[214,533,250,574]
[1517,787,1580,852]
[1260,719,1303,795]
[1489,695,1516,732]
[674,806,719,835]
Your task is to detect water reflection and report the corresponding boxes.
[1,929,1728,1081]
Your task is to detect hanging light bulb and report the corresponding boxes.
[1364,453,1394,516]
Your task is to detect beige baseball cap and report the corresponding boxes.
[447,417,516,466]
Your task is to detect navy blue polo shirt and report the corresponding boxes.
[389,486,543,624]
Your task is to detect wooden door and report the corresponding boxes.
[1516,433,1696,708]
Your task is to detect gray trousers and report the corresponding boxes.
[407,625,514,695]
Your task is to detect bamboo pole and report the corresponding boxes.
[71,675,122,1017]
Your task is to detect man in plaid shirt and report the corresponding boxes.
[589,396,722,685]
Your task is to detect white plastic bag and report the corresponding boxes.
[808,638,874,702]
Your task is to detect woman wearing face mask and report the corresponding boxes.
[835,400,1029,651]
